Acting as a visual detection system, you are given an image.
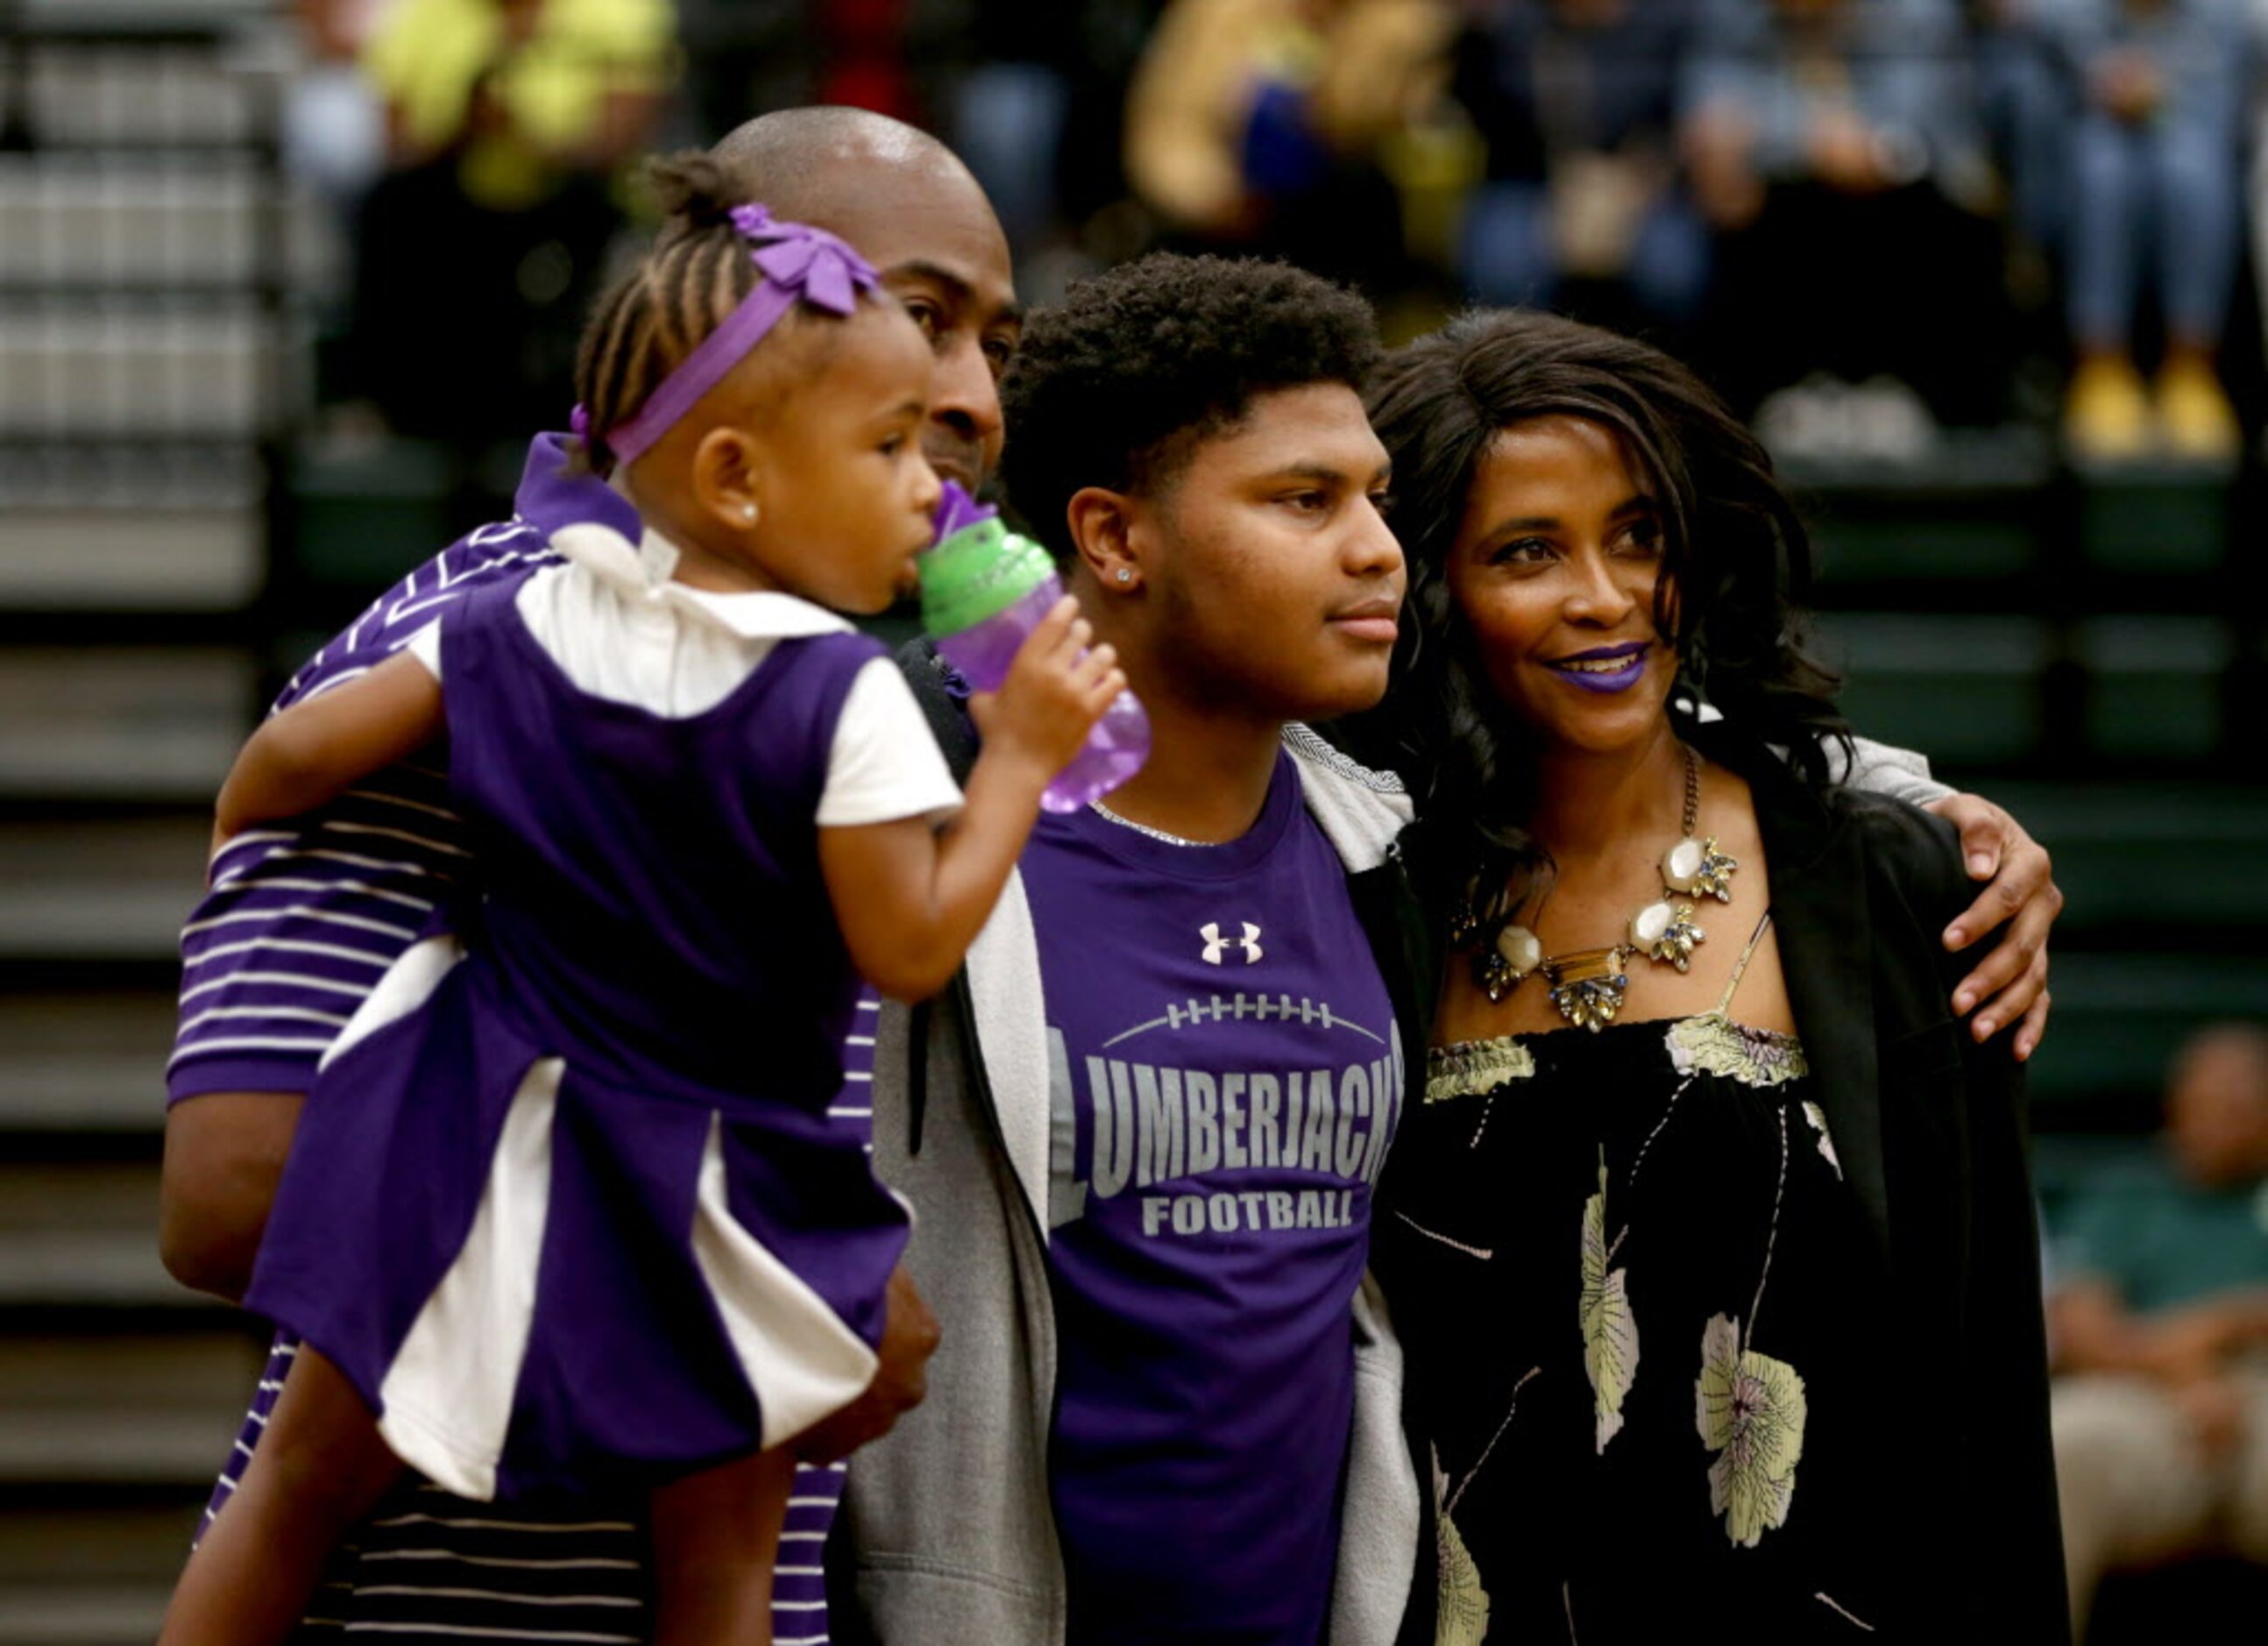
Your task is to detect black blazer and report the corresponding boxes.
[1699,721,2070,1642]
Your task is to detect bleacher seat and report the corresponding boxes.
[284,438,458,599]
[2026,953,2268,1114]
[1785,429,2051,588]
[0,25,294,1630]
[1987,782,2268,933]
[0,649,250,804]
[1822,613,2051,766]
[2077,617,2231,763]
[2080,472,2228,576]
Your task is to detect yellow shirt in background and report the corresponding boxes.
[364,0,677,206]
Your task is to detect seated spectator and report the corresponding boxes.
[2039,0,2250,464]
[287,0,394,223]
[1449,0,1711,330]
[1974,0,2071,260]
[947,1,1087,260]
[1680,0,2009,429]
[1123,0,1453,294]
[349,0,675,448]
[2045,1023,2268,1635]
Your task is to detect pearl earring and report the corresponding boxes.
[741,503,756,522]
[1116,568,1132,584]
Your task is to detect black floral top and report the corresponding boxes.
[1377,919,1897,1642]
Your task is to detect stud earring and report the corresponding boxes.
[741,503,756,522]
[1116,568,1132,584]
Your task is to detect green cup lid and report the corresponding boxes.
[918,513,1056,635]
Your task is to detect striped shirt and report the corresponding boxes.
[182,433,868,1641]
[168,435,631,1103]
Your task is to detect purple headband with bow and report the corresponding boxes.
[585,203,882,468]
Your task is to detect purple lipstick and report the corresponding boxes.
[1546,640,1651,694]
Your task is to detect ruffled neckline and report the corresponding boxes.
[1425,1014,1809,1104]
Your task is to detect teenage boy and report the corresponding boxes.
[835,253,1422,1646]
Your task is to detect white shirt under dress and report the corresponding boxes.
[402,521,960,829]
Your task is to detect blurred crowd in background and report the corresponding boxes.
[275,0,2268,480]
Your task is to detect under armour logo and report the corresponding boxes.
[1200,921,1264,965]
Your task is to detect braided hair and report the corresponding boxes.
[569,153,777,475]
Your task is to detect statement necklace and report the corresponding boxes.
[1462,745,1739,1031]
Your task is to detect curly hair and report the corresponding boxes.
[997,252,1382,557]
[1353,309,1848,935]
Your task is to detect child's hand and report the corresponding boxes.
[824,597,1125,1002]
[967,595,1125,783]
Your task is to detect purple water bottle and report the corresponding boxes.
[918,484,1150,813]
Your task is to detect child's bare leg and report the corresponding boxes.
[158,1345,403,1646]
[649,1444,798,1646]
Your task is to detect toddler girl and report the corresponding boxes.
[159,157,1123,1645]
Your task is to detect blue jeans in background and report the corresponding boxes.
[2066,110,2243,346]
[1978,28,2071,252]
[1459,178,1711,324]
[951,61,1072,253]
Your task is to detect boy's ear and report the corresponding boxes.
[1065,486,1145,592]
[690,426,762,533]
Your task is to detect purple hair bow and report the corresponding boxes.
[596,203,882,468]
[731,202,878,316]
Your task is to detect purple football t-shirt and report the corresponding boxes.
[1023,749,1407,1645]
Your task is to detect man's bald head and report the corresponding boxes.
[693,107,1020,494]
[708,107,973,220]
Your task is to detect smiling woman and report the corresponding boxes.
[1449,415,1675,755]
[1366,315,1846,934]
[1361,310,2070,1643]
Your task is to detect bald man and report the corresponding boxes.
[159,108,1012,1644]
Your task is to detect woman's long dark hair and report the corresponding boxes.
[1355,309,1850,939]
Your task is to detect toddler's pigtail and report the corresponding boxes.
[649,152,740,245]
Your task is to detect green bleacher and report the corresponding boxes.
[1801,441,2268,1136]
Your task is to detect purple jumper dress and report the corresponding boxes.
[245,568,910,1503]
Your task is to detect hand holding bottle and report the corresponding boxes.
[919,483,1152,811]
[968,595,1127,788]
